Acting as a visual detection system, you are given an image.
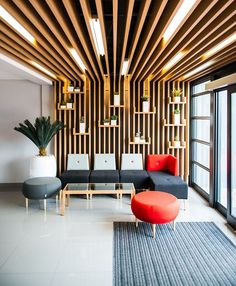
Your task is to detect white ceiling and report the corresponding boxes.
[0,56,52,85]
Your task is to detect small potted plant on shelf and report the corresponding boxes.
[173,108,181,125]
[110,115,118,126]
[134,132,140,143]
[74,86,80,92]
[66,97,73,109]
[103,118,110,126]
[67,84,74,92]
[79,117,86,133]
[140,135,145,143]
[114,92,120,106]
[141,94,149,112]
[171,88,182,103]
[60,99,67,109]
[173,136,180,148]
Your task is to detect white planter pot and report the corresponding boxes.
[114,94,120,106]
[173,96,181,103]
[60,105,66,109]
[111,120,117,126]
[66,103,73,109]
[134,137,140,143]
[142,101,149,112]
[80,123,86,133]
[67,86,74,92]
[174,114,180,125]
[140,138,145,143]
[74,88,80,92]
[104,122,109,126]
[30,155,56,178]
[173,141,181,148]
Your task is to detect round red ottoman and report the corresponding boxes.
[131,191,180,238]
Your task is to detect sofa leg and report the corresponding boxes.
[135,217,138,228]
[173,220,176,231]
[183,199,189,211]
[152,224,156,239]
[25,198,28,209]
[44,199,46,211]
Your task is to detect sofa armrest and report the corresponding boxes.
[146,154,178,176]
[167,155,179,176]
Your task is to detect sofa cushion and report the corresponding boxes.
[60,170,90,188]
[67,154,89,170]
[94,154,116,170]
[121,154,143,170]
[90,170,119,183]
[148,171,188,199]
[119,170,149,190]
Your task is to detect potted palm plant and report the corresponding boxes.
[79,117,86,133]
[141,95,149,112]
[173,108,181,125]
[111,115,118,126]
[171,88,182,103]
[14,116,65,177]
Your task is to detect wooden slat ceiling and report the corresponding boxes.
[0,0,235,84]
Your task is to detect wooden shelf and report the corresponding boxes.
[129,137,151,145]
[57,104,75,111]
[98,121,119,128]
[167,141,186,149]
[109,105,125,108]
[63,91,84,94]
[162,119,186,126]
[168,97,186,104]
[73,128,89,136]
[133,106,156,114]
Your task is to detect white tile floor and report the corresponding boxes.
[0,187,235,286]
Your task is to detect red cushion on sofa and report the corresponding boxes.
[146,154,178,176]
[131,191,180,224]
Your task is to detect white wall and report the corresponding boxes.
[0,80,53,183]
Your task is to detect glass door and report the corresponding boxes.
[215,86,236,228]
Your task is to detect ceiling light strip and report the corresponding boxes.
[163,52,185,71]
[0,5,35,44]
[121,60,129,75]
[31,61,56,79]
[183,61,214,79]
[90,18,105,56]
[70,49,86,72]
[163,0,197,42]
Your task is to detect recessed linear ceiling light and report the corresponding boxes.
[90,18,105,56]
[163,0,197,42]
[204,33,236,58]
[183,61,214,79]
[31,61,56,79]
[0,53,52,85]
[121,60,129,75]
[0,5,35,44]
[70,48,86,72]
[163,52,185,71]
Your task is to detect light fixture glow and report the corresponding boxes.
[183,61,214,79]
[90,18,105,56]
[121,59,129,75]
[163,0,196,42]
[70,48,86,72]
[205,33,236,58]
[163,52,185,71]
[31,61,56,79]
[0,5,35,44]
[0,53,52,85]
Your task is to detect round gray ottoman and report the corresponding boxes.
[22,177,61,210]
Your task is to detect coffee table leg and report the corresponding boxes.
[61,191,65,216]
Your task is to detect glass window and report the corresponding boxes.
[192,81,210,94]
[193,142,210,168]
[192,94,211,116]
[192,163,210,193]
[192,119,210,142]
[231,93,236,217]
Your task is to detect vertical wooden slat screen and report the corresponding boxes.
[54,76,190,182]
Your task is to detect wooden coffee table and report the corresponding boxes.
[60,182,135,216]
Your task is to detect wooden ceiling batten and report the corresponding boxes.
[9,0,82,81]
[113,0,118,91]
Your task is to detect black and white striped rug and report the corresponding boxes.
[113,222,236,286]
